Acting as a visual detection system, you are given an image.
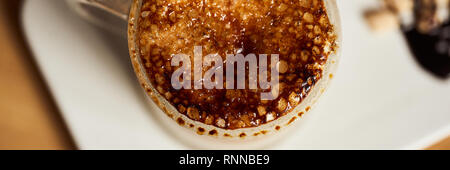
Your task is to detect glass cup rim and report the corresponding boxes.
[126,0,342,146]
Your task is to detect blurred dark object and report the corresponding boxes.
[403,21,450,79]
[402,0,450,79]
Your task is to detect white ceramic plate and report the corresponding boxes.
[23,0,450,149]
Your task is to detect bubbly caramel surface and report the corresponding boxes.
[138,0,336,129]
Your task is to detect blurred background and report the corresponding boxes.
[0,1,75,149]
[0,0,448,150]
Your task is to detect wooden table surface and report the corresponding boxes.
[0,1,448,150]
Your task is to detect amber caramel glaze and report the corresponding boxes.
[138,0,336,129]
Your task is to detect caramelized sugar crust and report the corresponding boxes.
[138,0,336,129]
